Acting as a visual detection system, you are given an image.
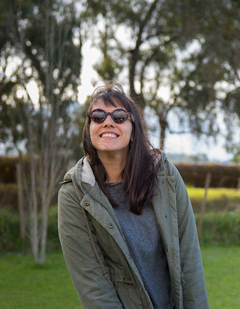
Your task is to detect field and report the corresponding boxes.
[187,186,240,213]
[1,247,240,309]
[1,186,240,308]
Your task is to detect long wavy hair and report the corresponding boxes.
[83,81,160,215]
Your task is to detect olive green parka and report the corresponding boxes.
[58,153,209,309]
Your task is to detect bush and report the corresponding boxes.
[188,187,240,213]
[174,162,240,188]
[0,209,30,253]
[0,184,19,211]
[0,156,18,183]
[1,206,240,253]
[0,206,61,254]
[196,211,240,246]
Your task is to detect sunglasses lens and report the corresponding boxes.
[113,110,128,123]
[91,110,106,123]
[89,109,129,124]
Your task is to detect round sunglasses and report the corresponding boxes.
[87,108,135,124]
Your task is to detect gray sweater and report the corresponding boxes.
[109,182,174,309]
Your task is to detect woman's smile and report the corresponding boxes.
[100,132,119,138]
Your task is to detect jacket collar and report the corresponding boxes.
[62,151,170,188]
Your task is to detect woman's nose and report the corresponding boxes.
[103,114,115,126]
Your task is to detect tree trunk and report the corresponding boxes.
[160,124,166,151]
[237,177,240,190]
[198,172,211,238]
[16,162,26,239]
[30,156,39,263]
[159,114,168,151]
[40,204,49,264]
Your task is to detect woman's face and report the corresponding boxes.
[89,99,133,160]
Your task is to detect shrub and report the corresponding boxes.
[196,211,240,246]
[0,184,19,211]
[0,209,30,253]
[1,205,240,254]
[174,162,240,188]
[0,206,61,254]
[0,156,18,183]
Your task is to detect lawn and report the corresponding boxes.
[0,247,240,309]
[202,247,240,309]
[0,253,81,309]
[186,186,240,213]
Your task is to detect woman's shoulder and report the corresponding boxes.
[153,151,180,178]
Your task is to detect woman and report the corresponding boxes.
[58,81,209,309]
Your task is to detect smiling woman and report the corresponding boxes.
[58,81,209,309]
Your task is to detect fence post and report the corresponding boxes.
[198,172,211,238]
[237,177,240,190]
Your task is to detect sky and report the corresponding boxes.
[77,41,233,163]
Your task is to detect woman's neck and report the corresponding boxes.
[98,152,127,183]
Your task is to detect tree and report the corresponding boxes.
[87,0,240,151]
[0,0,85,263]
[177,0,240,146]
[86,0,203,148]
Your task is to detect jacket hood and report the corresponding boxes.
[62,156,95,186]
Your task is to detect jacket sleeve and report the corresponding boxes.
[171,163,209,309]
[58,183,124,309]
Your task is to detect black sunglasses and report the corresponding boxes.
[87,108,134,124]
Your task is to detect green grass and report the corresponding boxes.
[1,248,240,309]
[202,247,240,309]
[186,186,240,213]
[187,186,240,200]
[0,253,82,309]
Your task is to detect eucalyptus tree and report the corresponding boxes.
[0,0,85,263]
[87,0,240,150]
[177,0,240,146]
[86,0,202,148]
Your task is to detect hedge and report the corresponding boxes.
[0,184,18,211]
[1,156,240,188]
[195,211,240,246]
[0,206,60,254]
[174,162,240,188]
[0,156,19,183]
[0,183,58,212]
[0,207,240,254]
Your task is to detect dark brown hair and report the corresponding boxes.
[83,81,159,215]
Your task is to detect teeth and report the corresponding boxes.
[101,133,117,138]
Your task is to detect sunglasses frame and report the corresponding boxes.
[87,108,135,124]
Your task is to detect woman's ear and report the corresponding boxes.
[130,133,133,142]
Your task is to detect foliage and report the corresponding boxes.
[1,205,240,254]
[195,211,240,246]
[86,0,240,150]
[0,156,19,183]
[0,184,19,211]
[188,186,240,213]
[0,209,30,253]
[0,206,60,254]
[0,0,87,264]
[175,162,240,188]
